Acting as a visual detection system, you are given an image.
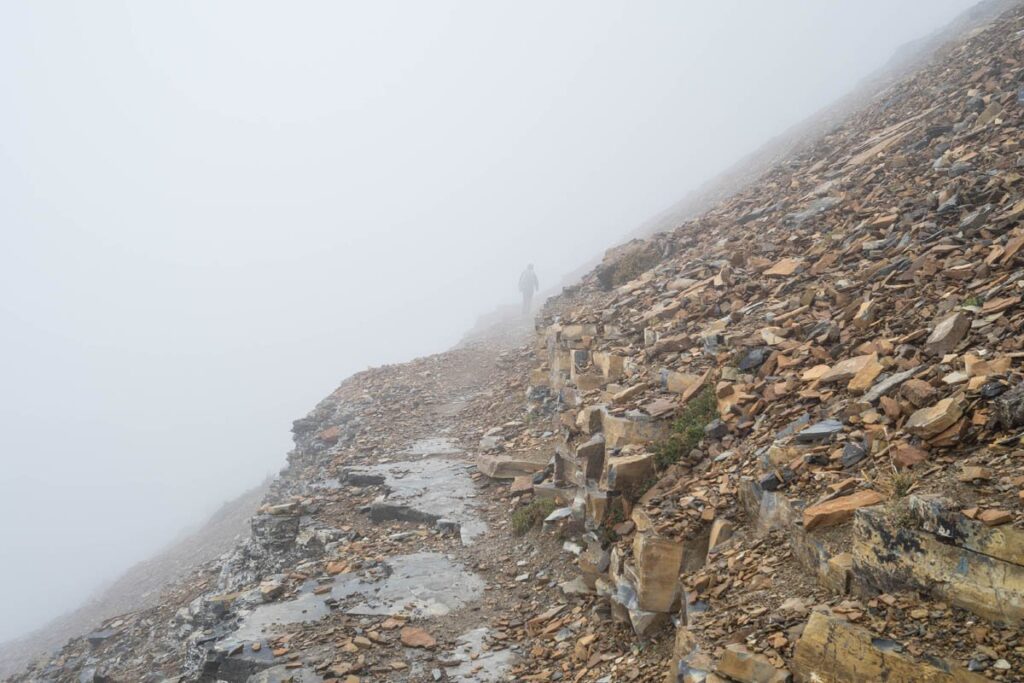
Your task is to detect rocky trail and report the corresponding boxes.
[12,320,672,683]
[16,1,1024,682]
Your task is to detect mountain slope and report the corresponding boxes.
[11,1,1024,682]
[0,481,268,679]
[533,1,1024,679]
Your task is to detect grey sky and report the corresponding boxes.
[0,0,978,642]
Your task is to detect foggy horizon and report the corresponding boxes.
[0,0,980,643]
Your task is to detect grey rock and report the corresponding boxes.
[794,419,843,444]
[738,347,770,371]
[841,441,868,469]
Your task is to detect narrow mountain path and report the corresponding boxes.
[9,316,673,682]
[182,317,666,683]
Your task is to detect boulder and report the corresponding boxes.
[632,530,684,613]
[852,501,1024,624]
[602,411,671,449]
[818,354,876,385]
[576,433,606,481]
[602,452,655,493]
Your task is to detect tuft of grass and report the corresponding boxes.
[511,498,559,536]
[890,471,915,499]
[653,386,718,469]
[888,498,916,529]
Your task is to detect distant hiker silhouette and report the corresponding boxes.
[519,264,539,315]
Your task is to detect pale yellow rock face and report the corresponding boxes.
[600,452,654,493]
[801,364,830,382]
[792,611,987,682]
[560,323,598,341]
[601,412,670,449]
[764,257,804,277]
[852,502,1024,625]
[716,643,790,683]
[663,370,702,394]
[847,356,883,394]
[593,351,625,380]
[632,530,683,613]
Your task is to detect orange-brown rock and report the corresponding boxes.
[803,490,884,531]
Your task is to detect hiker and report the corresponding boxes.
[519,264,539,315]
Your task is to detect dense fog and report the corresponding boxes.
[0,0,979,642]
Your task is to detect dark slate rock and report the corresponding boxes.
[795,419,843,444]
[703,419,728,440]
[841,441,868,469]
[738,347,770,371]
[759,468,795,492]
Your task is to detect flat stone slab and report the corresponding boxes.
[443,628,519,681]
[246,665,322,683]
[405,437,462,456]
[794,419,843,444]
[226,553,484,649]
[349,458,486,543]
[476,453,548,479]
[803,489,885,530]
[331,552,485,618]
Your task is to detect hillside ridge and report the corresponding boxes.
[10,1,1024,682]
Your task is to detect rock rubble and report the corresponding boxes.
[14,2,1024,682]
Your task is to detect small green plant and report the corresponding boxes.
[653,386,718,469]
[962,295,982,308]
[597,503,628,544]
[607,503,626,526]
[511,498,559,536]
[888,497,916,529]
[890,470,915,499]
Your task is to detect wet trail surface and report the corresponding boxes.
[202,321,579,683]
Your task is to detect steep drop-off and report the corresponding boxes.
[11,2,1024,682]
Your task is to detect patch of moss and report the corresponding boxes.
[653,386,718,469]
[511,498,559,536]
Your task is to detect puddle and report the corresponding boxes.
[445,628,518,681]
[309,478,343,490]
[232,588,332,643]
[228,553,484,646]
[331,552,484,617]
[348,458,487,544]
[405,437,463,456]
[247,665,323,682]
